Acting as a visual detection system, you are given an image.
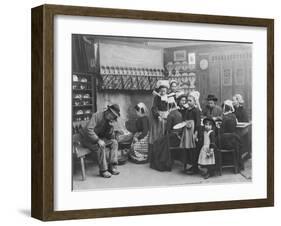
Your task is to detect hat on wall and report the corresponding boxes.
[107,104,121,117]
[206,94,218,102]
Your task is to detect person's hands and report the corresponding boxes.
[185,121,192,129]
[206,148,214,157]
[108,120,115,126]
[133,137,138,143]
[193,132,198,142]
[98,139,106,148]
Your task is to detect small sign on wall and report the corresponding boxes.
[222,69,233,86]
[188,52,196,65]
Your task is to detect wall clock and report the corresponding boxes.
[200,59,209,70]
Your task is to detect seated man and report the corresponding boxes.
[203,94,222,119]
[79,104,121,178]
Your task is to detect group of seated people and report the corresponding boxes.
[78,79,249,179]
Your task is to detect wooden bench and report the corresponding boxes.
[72,134,92,181]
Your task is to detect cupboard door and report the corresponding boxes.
[208,55,221,103]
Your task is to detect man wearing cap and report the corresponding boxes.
[203,94,222,119]
[79,104,121,178]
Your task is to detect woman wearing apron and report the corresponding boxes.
[180,91,202,174]
[149,80,170,162]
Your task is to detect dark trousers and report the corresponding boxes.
[81,136,118,172]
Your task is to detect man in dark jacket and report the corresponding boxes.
[79,104,121,178]
[203,94,222,119]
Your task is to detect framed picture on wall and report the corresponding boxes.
[222,68,233,86]
[174,50,186,61]
[32,4,274,221]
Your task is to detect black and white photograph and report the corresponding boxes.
[72,34,252,190]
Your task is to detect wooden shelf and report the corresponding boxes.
[73,89,92,92]
[73,72,94,77]
[73,81,91,84]
[73,113,92,116]
[73,104,92,107]
[72,72,95,129]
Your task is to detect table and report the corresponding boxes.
[236,122,252,159]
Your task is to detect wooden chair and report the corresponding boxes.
[72,134,91,181]
[218,149,239,175]
[217,133,240,175]
[167,132,187,169]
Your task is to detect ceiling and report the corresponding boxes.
[84,35,251,49]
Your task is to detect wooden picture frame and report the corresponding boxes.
[31,4,274,221]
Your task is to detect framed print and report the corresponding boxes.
[31,4,274,221]
[174,50,186,61]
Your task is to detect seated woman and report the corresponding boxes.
[232,94,249,122]
[219,100,243,170]
[150,100,183,171]
[129,103,150,164]
[220,100,237,133]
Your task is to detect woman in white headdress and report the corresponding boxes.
[129,102,150,164]
[168,80,185,98]
[149,80,170,145]
[232,94,249,122]
[221,100,237,134]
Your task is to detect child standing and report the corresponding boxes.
[198,117,218,179]
[180,91,202,174]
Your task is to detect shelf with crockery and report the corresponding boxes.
[98,65,165,91]
[165,61,197,92]
[72,73,94,131]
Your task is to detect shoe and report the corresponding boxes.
[99,170,112,178]
[185,166,198,175]
[199,167,208,176]
[185,169,195,175]
[108,167,120,175]
[203,172,210,179]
